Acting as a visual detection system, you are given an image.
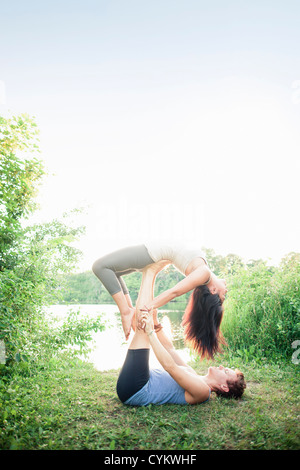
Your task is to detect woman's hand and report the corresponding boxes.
[138,305,151,328]
[140,310,154,336]
[140,305,158,318]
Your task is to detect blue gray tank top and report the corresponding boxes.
[124,369,187,406]
[124,368,210,406]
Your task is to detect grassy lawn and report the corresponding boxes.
[0,355,299,451]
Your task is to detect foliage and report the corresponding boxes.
[0,113,105,363]
[61,266,187,306]
[201,247,244,276]
[61,270,142,305]
[221,252,300,361]
[0,114,44,271]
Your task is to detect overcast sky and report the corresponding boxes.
[1,0,299,271]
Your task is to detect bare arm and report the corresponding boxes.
[145,265,211,311]
[141,312,210,404]
[152,310,195,370]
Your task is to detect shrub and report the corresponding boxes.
[221,253,300,361]
[0,113,105,363]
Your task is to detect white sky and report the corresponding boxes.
[1,0,299,271]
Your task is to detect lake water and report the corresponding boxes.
[45,304,192,371]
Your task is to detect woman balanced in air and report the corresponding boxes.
[92,242,228,359]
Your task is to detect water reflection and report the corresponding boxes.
[162,310,186,350]
[46,304,191,371]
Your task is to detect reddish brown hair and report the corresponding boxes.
[181,285,226,360]
[215,369,246,399]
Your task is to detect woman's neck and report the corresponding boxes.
[200,374,216,392]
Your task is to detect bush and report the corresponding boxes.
[221,253,300,361]
[0,113,105,363]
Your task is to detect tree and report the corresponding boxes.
[0,114,104,363]
[0,114,44,270]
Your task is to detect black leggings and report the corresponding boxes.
[116,349,150,403]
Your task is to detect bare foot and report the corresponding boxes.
[121,307,136,340]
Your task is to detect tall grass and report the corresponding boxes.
[221,253,300,361]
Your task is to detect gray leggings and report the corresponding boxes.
[92,244,155,296]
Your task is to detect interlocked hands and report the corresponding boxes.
[138,306,155,335]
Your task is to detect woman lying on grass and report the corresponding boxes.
[117,308,246,406]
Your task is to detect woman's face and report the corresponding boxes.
[209,278,228,303]
[208,365,237,384]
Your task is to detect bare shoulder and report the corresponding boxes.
[167,364,210,404]
[184,376,211,405]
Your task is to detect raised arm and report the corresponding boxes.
[141,311,210,404]
[151,309,194,369]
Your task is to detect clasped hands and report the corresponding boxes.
[138,305,155,335]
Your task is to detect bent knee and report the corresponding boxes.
[92,258,106,277]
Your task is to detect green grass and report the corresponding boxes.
[0,354,299,450]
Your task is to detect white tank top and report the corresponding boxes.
[145,242,207,275]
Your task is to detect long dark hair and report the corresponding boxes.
[181,285,226,360]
